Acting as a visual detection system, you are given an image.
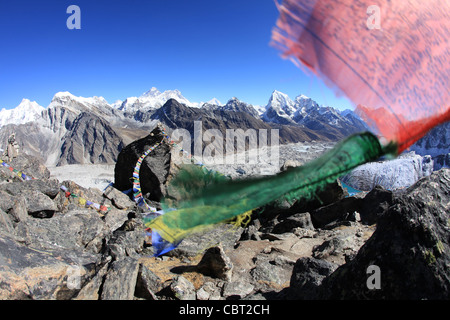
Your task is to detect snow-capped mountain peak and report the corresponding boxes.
[118,87,195,112]
[207,98,222,106]
[260,90,370,135]
[18,98,43,110]
[53,91,74,99]
[51,91,108,106]
[294,94,317,108]
[261,90,297,124]
[268,90,296,115]
[219,97,260,118]
[47,91,117,123]
[0,98,45,127]
[141,87,161,98]
[111,100,124,109]
[296,94,310,100]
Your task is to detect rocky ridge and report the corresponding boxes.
[409,121,450,170]
[0,125,448,300]
[1,88,447,176]
[0,89,369,168]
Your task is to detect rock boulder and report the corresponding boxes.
[318,169,450,299]
[114,124,177,202]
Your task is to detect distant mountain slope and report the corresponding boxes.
[0,92,150,166]
[149,98,344,155]
[2,87,442,168]
[409,122,450,170]
[57,112,125,166]
[262,90,368,137]
[0,99,45,127]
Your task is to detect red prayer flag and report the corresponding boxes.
[272,0,449,153]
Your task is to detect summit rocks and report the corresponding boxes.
[0,138,449,299]
[113,124,180,203]
[315,169,450,299]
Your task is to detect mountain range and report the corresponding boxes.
[0,88,446,168]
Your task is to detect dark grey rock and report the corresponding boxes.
[312,237,352,259]
[309,185,394,228]
[16,210,107,253]
[73,262,110,300]
[170,275,196,300]
[239,224,262,241]
[222,281,254,299]
[257,179,348,229]
[247,249,296,293]
[100,257,140,300]
[105,229,145,260]
[103,185,135,210]
[135,263,163,300]
[7,153,50,180]
[103,208,132,234]
[310,197,359,228]
[359,185,393,225]
[57,112,125,166]
[250,260,292,290]
[271,212,314,234]
[196,245,233,281]
[8,196,28,224]
[58,180,110,213]
[0,179,60,201]
[318,169,450,299]
[0,233,101,300]
[0,179,61,218]
[0,190,15,213]
[0,209,14,235]
[167,224,243,258]
[23,189,58,218]
[288,257,338,300]
[114,125,171,202]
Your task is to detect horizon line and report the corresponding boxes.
[1,87,354,111]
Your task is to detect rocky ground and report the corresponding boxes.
[0,126,449,300]
[47,138,335,190]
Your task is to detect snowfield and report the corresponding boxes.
[48,141,335,190]
[48,164,115,191]
[47,141,437,194]
[341,152,434,191]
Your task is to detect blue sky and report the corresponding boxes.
[0,0,354,110]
